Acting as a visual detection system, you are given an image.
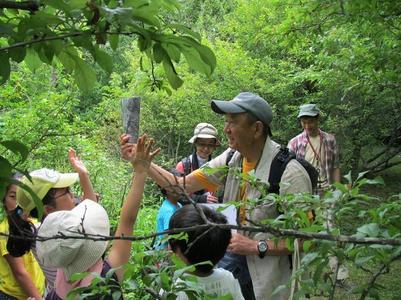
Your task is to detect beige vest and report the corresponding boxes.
[205,138,312,299]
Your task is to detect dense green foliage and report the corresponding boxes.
[1,0,400,299]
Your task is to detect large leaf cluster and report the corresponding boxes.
[0,0,216,92]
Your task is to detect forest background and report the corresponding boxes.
[1,0,400,299]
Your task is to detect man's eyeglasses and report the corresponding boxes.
[196,143,217,149]
[54,187,72,200]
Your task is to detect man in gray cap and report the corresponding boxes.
[288,104,341,195]
[120,92,312,300]
[288,104,347,284]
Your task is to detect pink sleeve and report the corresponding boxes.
[175,161,184,174]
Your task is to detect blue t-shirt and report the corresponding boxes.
[155,199,181,249]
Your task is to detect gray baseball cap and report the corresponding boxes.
[211,92,273,127]
[297,104,320,118]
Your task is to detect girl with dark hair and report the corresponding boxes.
[0,174,45,300]
[7,148,96,296]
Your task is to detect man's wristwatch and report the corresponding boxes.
[257,240,268,258]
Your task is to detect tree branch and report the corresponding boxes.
[0,30,142,53]
[359,252,401,300]
[0,0,39,11]
[2,222,401,246]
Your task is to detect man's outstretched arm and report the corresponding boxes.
[120,133,205,194]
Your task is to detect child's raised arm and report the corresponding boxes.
[108,134,160,281]
[68,148,97,202]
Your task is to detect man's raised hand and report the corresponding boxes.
[120,133,136,161]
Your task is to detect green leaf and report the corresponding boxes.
[153,42,166,63]
[356,171,370,182]
[108,34,119,50]
[162,58,183,89]
[94,48,113,74]
[25,48,43,71]
[49,40,64,56]
[180,45,210,75]
[0,22,14,35]
[160,271,171,289]
[357,223,380,237]
[181,37,216,74]
[171,253,187,269]
[168,24,201,41]
[303,240,312,252]
[0,158,13,176]
[14,179,44,220]
[72,35,94,52]
[69,272,91,282]
[57,47,78,73]
[131,8,161,27]
[73,57,96,93]
[0,52,10,84]
[344,171,352,184]
[272,285,288,296]
[45,0,70,11]
[9,47,26,63]
[38,44,54,64]
[67,0,87,9]
[162,43,181,63]
[313,260,327,284]
[137,35,152,51]
[112,291,122,300]
[0,140,29,161]
[301,252,319,266]
[355,255,375,266]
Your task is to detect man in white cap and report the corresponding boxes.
[175,122,221,204]
[121,92,312,299]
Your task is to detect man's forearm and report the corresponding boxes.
[148,162,177,187]
[148,162,203,194]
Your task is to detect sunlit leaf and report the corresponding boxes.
[73,57,96,93]
[108,34,119,50]
[94,48,113,74]
[162,58,183,89]
[25,48,43,71]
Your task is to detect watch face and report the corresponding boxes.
[259,241,268,252]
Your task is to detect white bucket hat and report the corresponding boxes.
[188,122,220,145]
[16,168,79,214]
[36,200,110,280]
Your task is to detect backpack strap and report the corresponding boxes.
[225,149,236,166]
[268,147,295,194]
[182,155,192,176]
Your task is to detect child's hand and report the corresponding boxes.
[68,148,88,174]
[132,134,160,172]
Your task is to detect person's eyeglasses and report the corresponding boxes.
[196,143,216,149]
[54,187,72,200]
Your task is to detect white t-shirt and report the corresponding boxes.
[176,268,244,300]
